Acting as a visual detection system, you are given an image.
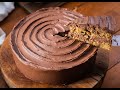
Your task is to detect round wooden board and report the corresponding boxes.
[0,34,108,88]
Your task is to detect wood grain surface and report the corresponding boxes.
[18,2,67,13]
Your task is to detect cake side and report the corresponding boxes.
[12,50,97,84]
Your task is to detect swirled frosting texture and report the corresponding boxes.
[11,7,97,71]
[10,7,98,84]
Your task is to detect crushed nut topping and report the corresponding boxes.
[66,22,112,50]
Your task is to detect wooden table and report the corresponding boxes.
[0,2,120,88]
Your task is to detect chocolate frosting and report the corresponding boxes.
[74,15,117,34]
[10,7,97,84]
[88,16,117,33]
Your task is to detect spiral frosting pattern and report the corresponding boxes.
[11,7,97,71]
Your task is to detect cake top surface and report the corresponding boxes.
[10,7,97,70]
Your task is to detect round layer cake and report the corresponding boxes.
[10,7,98,85]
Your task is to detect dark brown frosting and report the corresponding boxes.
[88,16,117,33]
[74,15,117,34]
[10,7,97,84]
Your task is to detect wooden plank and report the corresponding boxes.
[61,2,86,10]
[18,2,67,13]
[101,62,120,88]
[76,2,120,16]
[18,2,87,13]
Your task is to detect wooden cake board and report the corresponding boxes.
[0,34,108,88]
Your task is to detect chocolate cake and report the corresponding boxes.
[10,7,97,85]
